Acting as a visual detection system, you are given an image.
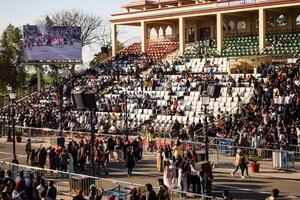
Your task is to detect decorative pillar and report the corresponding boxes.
[179,17,186,54]
[163,27,166,38]
[259,8,266,53]
[141,21,147,53]
[155,27,160,39]
[217,13,224,54]
[36,66,41,94]
[148,27,151,38]
[194,26,197,42]
[111,23,117,57]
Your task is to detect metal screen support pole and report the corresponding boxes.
[90,109,95,176]
[216,143,220,164]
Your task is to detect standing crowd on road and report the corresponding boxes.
[154,139,213,196]
[25,134,144,177]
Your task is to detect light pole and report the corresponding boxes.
[58,83,64,139]
[6,85,12,142]
[122,86,129,136]
[8,86,18,164]
[202,95,210,161]
[90,108,95,176]
[125,89,128,134]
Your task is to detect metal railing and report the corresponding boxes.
[0,161,222,200]
[152,137,300,170]
[2,125,299,170]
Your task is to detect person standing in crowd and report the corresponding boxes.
[266,189,280,200]
[173,140,183,160]
[55,146,62,170]
[231,149,244,178]
[46,180,57,200]
[157,178,170,200]
[162,145,172,161]
[79,142,86,171]
[169,157,177,189]
[38,147,47,168]
[146,129,155,152]
[132,138,140,161]
[95,146,108,175]
[25,139,32,165]
[222,190,233,200]
[67,148,75,173]
[49,147,57,170]
[37,178,48,198]
[73,189,86,200]
[138,136,144,160]
[25,173,40,199]
[145,183,157,200]
[88,184,103,200]
[163,160,173,189]
[126,147,135,177]
[242,151,250,177]
[188,160,201,194]
[177,162,187,196]
[29,149,38,166]
[60,148,69,172]
[129,187,139,200]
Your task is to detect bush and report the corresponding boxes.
[249,154,262,164]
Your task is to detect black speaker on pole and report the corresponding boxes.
[83,90,97,110]
[207,84,221,98]
[72,91,85,109]
[101,46,109,54]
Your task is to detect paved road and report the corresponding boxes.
[0,141,299,199]
[24,43,81,61]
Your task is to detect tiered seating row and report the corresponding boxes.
[124,41,179,62]
[183,32,300,58]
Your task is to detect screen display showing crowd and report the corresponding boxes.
[23,25,82,62]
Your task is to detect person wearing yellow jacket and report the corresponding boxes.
[146,129,155,152]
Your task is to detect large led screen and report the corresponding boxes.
[23,25,82,62]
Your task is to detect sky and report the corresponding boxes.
[0,0,140,64]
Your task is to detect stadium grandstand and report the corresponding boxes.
[0,0,300,199]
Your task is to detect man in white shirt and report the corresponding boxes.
[189,162,202,194]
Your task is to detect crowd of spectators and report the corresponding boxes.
[0,169,58,200]
[0,47,299,151]
[146,61,300,150]
[0,52,152,134]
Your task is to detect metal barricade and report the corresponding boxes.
[0,161,223,199]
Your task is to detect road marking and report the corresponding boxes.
[0,151,26,157]
[214,168,300,183]
[215,184,299,199]
[1,157,16,161]
[106,167,159,176]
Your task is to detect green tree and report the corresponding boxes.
[0,24,26,92]
[44,15,54,27]
[39,10,110,47]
